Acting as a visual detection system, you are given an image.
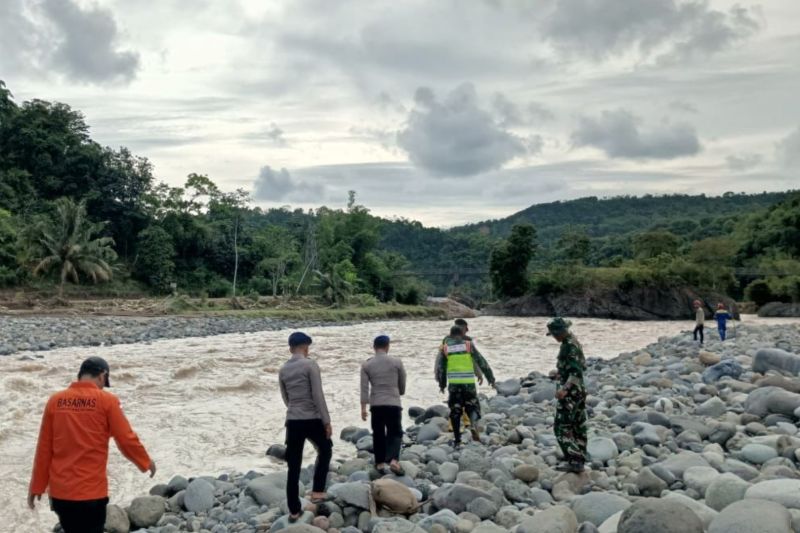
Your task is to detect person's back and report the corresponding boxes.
[361,352,405,407]
[29,356,153,533]
[279,356,329,422]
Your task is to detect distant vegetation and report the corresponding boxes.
[1,80,798,309]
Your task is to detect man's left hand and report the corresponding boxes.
[27,493,42,510]
[478,376,484,385]
[361,409,368,421]
[555,389,567,400]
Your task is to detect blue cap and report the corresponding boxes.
[288,331,312,348]
[373,335,390,348]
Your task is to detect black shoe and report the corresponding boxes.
[555,462,572,472]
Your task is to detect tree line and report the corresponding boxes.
[1,80,797,307]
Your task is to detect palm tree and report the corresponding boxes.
[25,198,117,298]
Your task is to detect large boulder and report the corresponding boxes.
[572,492,631,526]
[745,479,800,509]
[708,499,793,533]
[758,302,800,317]
[104,504,130,533]
[753,348,800,375]
[617,498,704,533]
[517,505,578,533]
[744,387,800,417]
[247,472,304,508]
[127,496,165,529]
[183,478,215,513]
[662,493,718,529]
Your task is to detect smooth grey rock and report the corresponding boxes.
[618,498,704,533]
[495,378,522,397]
[417,509,460,531]
[695,397,728,418]
[683,466,720,497]
[167,475,189,494]
[513,464,539,482]
[587,437,619,463]
[705,473,751,512]
[372,517,427,533]
[439,462,459,483]
[104,504,130,533]
[740,443,778,464]
[662,493,718,529]
[269,512,315,532]
[184,478,216,513]
[418,423,443,442]
[754,348,800,376]
[127,496,165,529]
[517,505,578,533]
[572,492,631,526]
[330,482,371,509]
[745,387,800,418]
[247,472,303,508]
[466,497,498,520]
[636,467,667,497]
[659,452,711,479]
[433,484,494,514]
[745,479,800,509]
[708,499,792,533]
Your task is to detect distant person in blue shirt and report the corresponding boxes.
[714,303,732,341]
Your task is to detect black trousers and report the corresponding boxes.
[51,497,108,533]
[693,324,704,343]
[285,419,332,515]
[370,405,403,464]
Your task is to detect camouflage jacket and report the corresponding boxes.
[556,333,586,396]
[435,336,496,390]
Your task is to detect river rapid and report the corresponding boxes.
[1,315,798,532]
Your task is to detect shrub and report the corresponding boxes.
[745,279,774,307]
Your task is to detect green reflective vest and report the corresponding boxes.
[444,338,476,385]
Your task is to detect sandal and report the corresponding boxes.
[389,462,406,476]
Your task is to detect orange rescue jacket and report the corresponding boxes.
[29,381,152,500]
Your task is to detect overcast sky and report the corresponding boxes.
[2,0,799,226]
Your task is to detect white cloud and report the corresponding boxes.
[252,166,324,201]
[776,126,800,169]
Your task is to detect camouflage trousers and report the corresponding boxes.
[555,392,588,463]
[448,384,481,439]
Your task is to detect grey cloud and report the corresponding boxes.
[0,0,139,84]
[541,0,761,63]
[492,94,555,127]
[776,126,800,169]
[265,123,288,146]
[252,166,324,202]
[572,109,701,159]
[397,83,529,176]
[668,100,698,114]
[726,153,763,172]
[42,0,140,83]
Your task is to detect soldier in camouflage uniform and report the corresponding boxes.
[547,317,587,472]
[436,325,496,446]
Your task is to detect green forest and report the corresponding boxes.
[1,81,798,308]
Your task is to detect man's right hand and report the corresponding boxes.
[325,423,333,439]
[27,493,41,510]
[148,462,157,478]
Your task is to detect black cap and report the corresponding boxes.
[450,325,464,337]
[288,331,313,348]
[454,318,468,327]
[78,356,111,387]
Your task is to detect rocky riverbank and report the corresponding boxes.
[80,322,800,533]
[0,316,307,356]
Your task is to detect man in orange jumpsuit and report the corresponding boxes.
[28,356,156,533]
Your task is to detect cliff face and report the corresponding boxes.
[758,302,800,317]
[484,286,739,321]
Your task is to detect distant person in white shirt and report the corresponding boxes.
[693,300,705,344]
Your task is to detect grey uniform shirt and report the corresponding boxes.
[279,353,331,425]
[360,351,406,407]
